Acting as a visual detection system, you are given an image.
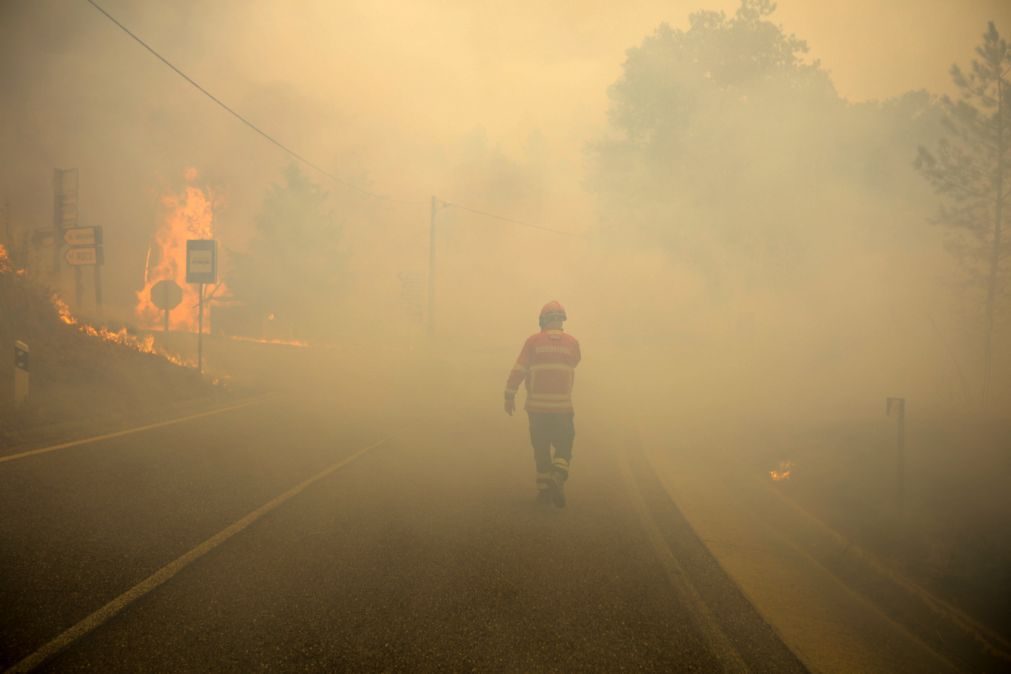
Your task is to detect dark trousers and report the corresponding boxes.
[528,412,575,475]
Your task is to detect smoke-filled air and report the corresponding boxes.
[2,1,1010,671]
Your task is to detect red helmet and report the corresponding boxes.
[539,300,567,322]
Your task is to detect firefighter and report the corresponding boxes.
[504,301,581,507]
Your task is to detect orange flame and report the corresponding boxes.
[769,460,795,482]
[135,169,219,332]
[1,243,28,277]
[228,335,311,349]
[53,295,193,367]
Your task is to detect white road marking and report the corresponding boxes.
[0,397,271,465]
[5,436,391,673]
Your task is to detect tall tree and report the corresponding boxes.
[589,0,943,281]
[229,164,344,339]
[590,0,840,255]
[916,22,1011,404]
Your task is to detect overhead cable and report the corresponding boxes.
[445,202,586,238]
[84,0,420,205]
[84,0,585,238]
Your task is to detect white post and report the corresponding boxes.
[14,340,29,406]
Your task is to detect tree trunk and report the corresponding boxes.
[983,75,1006,406]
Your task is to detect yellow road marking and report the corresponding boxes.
[0,397,272,466]
[5,435,391,673]
[617,449,749,674]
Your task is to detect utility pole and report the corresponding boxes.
[53,169,78,284]
[2,200,9,249]
[52,171,62,278]
[75,267,85,307]
[428,196,438,337]
[93,262,103,316]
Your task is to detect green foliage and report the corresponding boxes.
[590,0,938,276]
[916,21,1011,401]
[597,0,835,189]
[606,0,821,141]
[915,21,1011,287]
[229,164,344,338]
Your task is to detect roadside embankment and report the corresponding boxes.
[642,421,1011,673]
[0,257,223,449]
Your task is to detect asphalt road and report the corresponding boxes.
[0,394,805,672]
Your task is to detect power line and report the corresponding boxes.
[84,0,421,206]
[84,0,585,238]
[444,202,586,238]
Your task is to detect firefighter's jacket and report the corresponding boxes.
[505,329,581,414]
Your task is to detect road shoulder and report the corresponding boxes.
[644,434,968,673]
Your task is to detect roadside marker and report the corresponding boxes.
[13,341,29,406]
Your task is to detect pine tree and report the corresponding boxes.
[916,22,1011,405]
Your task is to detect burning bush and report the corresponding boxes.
[0,244,214,444]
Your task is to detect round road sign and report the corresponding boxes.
[151,279,183,311]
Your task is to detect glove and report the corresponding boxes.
[504,395,516,416]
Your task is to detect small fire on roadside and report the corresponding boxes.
[53,295,193,367]
[769,460,795,482]
[5,241,191,367]
[228,335,311,348]
[0,243,24,276]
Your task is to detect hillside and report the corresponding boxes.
[0,246,218,448]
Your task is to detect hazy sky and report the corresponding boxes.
[188,0,1010,165]
[14,0,1002,168]
[4,0,1007,193]
[210,0,1008,151]
[774,0,1010,98]
[2,0,1009,317]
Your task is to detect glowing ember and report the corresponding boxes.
[769,460,795,482]
[135,169,221,332]
[228,335,311,348]
[1,243,27,277]
[53,294,193,367]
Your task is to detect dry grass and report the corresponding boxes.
[772,416,1011,638]
[0,268,215,447]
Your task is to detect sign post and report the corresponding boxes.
[186,240,217,374]
[14,341,29,406]
[151,280,183,332]
[53,169,78,278]
[62,226,104,313]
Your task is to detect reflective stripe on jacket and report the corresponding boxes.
[505,329,581,413]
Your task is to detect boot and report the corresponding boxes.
[536,472,553,505]
[550,458,569,508]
